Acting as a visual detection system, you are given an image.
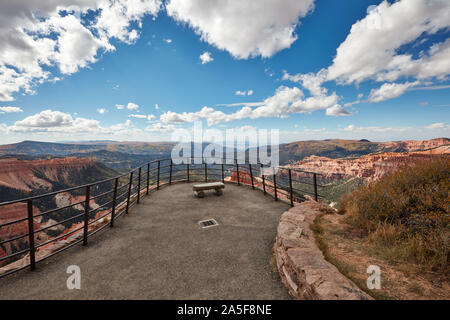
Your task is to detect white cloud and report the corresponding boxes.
[426,122,447,129]
[235,90,253,96]
[282,0,450,104]
[116,102,140,110]
[125,102,139,110]
[368,81,419,103]
[326,0,450,84]
[14,110,74,128]
[283,69,328,96]
[97,108,106,114]
[325,105,352,116]
[129,113,156,120]
[342,124,412,133]
[161,85,340,126]
[0,0,162,101]
[166,0,315,59]
[199,51,213,64]
[0,106,23,113]
[145,122,175,132]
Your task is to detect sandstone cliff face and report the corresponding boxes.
[0,157,117,267]
[288,146,449,182]
[0,157,98,192]
[380,138,449,152]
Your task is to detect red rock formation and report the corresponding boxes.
[0,157,97,191]
[226,170,293,202]
[380,138,449,152]
[287,146,449,181]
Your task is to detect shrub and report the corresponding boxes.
[339,158,449,272]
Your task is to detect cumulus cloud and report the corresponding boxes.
[325,105,352,116]
[327,0,450,84]
[116,102,140,110]
[0,0,162,101]
[160,85,340,126]
[235,90,253,96]
[283,69,328,96]
[129,113,156,120]
[283,0,450,104]
[166,0,315,59]
[368,82,419,103]
[0,106,23,113]
[5,109,148,137]
[145,122,176,132]
[14,110,74,128]
[199,51,213,64]
[342,124,414,133]
[426,122,447,129]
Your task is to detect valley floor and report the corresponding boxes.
[0,182,290,300]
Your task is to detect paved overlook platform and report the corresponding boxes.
[0,182,291,299]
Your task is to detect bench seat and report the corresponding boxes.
[193,182,225,197]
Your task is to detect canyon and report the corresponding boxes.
[288,145,449,182]
[0,157,118,265]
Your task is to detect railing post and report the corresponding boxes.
[289,169,294,207]
[169,160,173,185]
[273,171,278,201]
[137,167,142,204]
[249,164,254,189]
[236,160,240,186]
[27,199,36,271]
[313,173,318,202]
[157,160,160,190]
[187,163,190,182]
[83,185,90,245]
[261,164,266,195]
[204,162,207,182]
[110,178,118,227]
[221,163,224,183]
[146,163,150,195]
[126,171,133,214]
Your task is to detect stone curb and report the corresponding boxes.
[274,201,372,300]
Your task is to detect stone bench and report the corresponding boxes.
[193,182,225,198]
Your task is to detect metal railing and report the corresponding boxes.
[0,157,323,278]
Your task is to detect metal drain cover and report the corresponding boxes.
[199,219,218,228]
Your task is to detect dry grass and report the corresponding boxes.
[338,158,449,273]
[313,213,450,300]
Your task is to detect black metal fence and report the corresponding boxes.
[0,158,323,278]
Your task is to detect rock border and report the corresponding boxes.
[274,201,372,300]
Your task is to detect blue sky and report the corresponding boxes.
[0,0,449,143]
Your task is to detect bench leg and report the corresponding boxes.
[194,190,205,198]
[214,188,223,196]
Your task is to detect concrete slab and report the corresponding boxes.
[0,182,291,300]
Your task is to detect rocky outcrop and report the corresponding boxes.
[380,138,449,152]
[275,201,372,300]
[0,157,99,192]
[288,146,449,182]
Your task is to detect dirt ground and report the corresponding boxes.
[315,212,450,300]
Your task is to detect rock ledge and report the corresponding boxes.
[275,201,372,300]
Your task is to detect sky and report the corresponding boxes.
[0,0,449,144]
